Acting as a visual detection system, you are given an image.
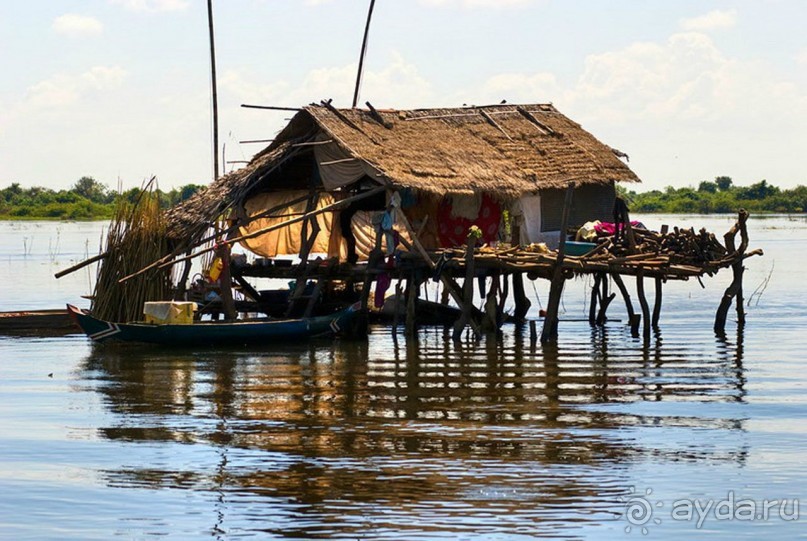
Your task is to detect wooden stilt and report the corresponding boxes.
[636,270,651,342]
[481,273,499,333]
[512,272,531,322]
[405,274,418,337]
[589,273,601,325]
[216,243,236,321]
[612,272,639,337]
[395,206,481,337]
[652,277,663,330]
[360,225,384,312]
[595,273,615,326]
[392,279,402,338]
[541,184,574,343]
[452,235,477,342]
[715,210,750,334]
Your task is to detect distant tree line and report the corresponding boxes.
[0,177,203,220]
[620,176,807,214]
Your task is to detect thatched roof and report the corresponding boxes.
[166,102,639,242]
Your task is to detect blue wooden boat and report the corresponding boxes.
[67,303,361,345]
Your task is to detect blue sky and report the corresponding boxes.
[1,0,805,192]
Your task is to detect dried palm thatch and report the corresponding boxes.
[92,184,172,323]
[165,102,640,247]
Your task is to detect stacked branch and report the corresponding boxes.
[92,187,172,323]
[423,213,761,280]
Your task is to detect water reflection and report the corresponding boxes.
[80,326,749,539]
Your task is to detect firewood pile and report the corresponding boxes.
[582,226,729,267]
[426,212,761,280]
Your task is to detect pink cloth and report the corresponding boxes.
[594,221,643,236]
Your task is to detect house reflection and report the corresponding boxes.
[82,325,748,537]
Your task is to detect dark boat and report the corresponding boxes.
[67,303,361,346]
[0,309,75,336]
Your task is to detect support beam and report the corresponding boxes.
[405,274,418,337]
[715,210,750,334]
[588,274,601,325]
[612,272,639,337]
[652,277,663,330]
[541,183,574,343]
[595,274,615,326]
[452,234,477,342]
[396,203,481,336]
[636,270,651,342]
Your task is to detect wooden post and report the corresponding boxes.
[481,273,499,333]
[636,270,651,342]
[652,277,663,330]
[405,273,418,337]
[216,243,236,321]
[513,272,531,322]
[612,272,639,337]
[392,278,402,338]
[588,274,601,325]
[452,234,478,342]
[541,184,574,343]
[715,210,750,334]
[510,218,530,321]
[595,273,615,326]
[360,224,384,312]
[395,204,481,336]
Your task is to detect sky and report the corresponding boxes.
[1,0,806,193]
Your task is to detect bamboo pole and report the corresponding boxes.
[207,0,220,180]
[54,252,107,279]
[159,186,386,270]
[352,0,377,108]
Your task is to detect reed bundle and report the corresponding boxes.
[92,185,171,322]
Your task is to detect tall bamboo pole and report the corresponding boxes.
[207,0,220,179]
[352,0,376,108]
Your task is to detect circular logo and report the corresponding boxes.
[620,487,663,535]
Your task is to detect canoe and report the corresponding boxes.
[66,303,362,346]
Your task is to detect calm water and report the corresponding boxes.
[0,216,805,540]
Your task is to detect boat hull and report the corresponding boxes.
[67,303,361,345]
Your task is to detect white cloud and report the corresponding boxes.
[680,9,737,32]
[419,0,534,7]
[222,53,433,111]
[796,49,807,65]
[20,66,127,112]
[52,14,103,37]
[474,72,559,104]
[110,0,189,13]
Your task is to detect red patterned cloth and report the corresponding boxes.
[437,194,501,247]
